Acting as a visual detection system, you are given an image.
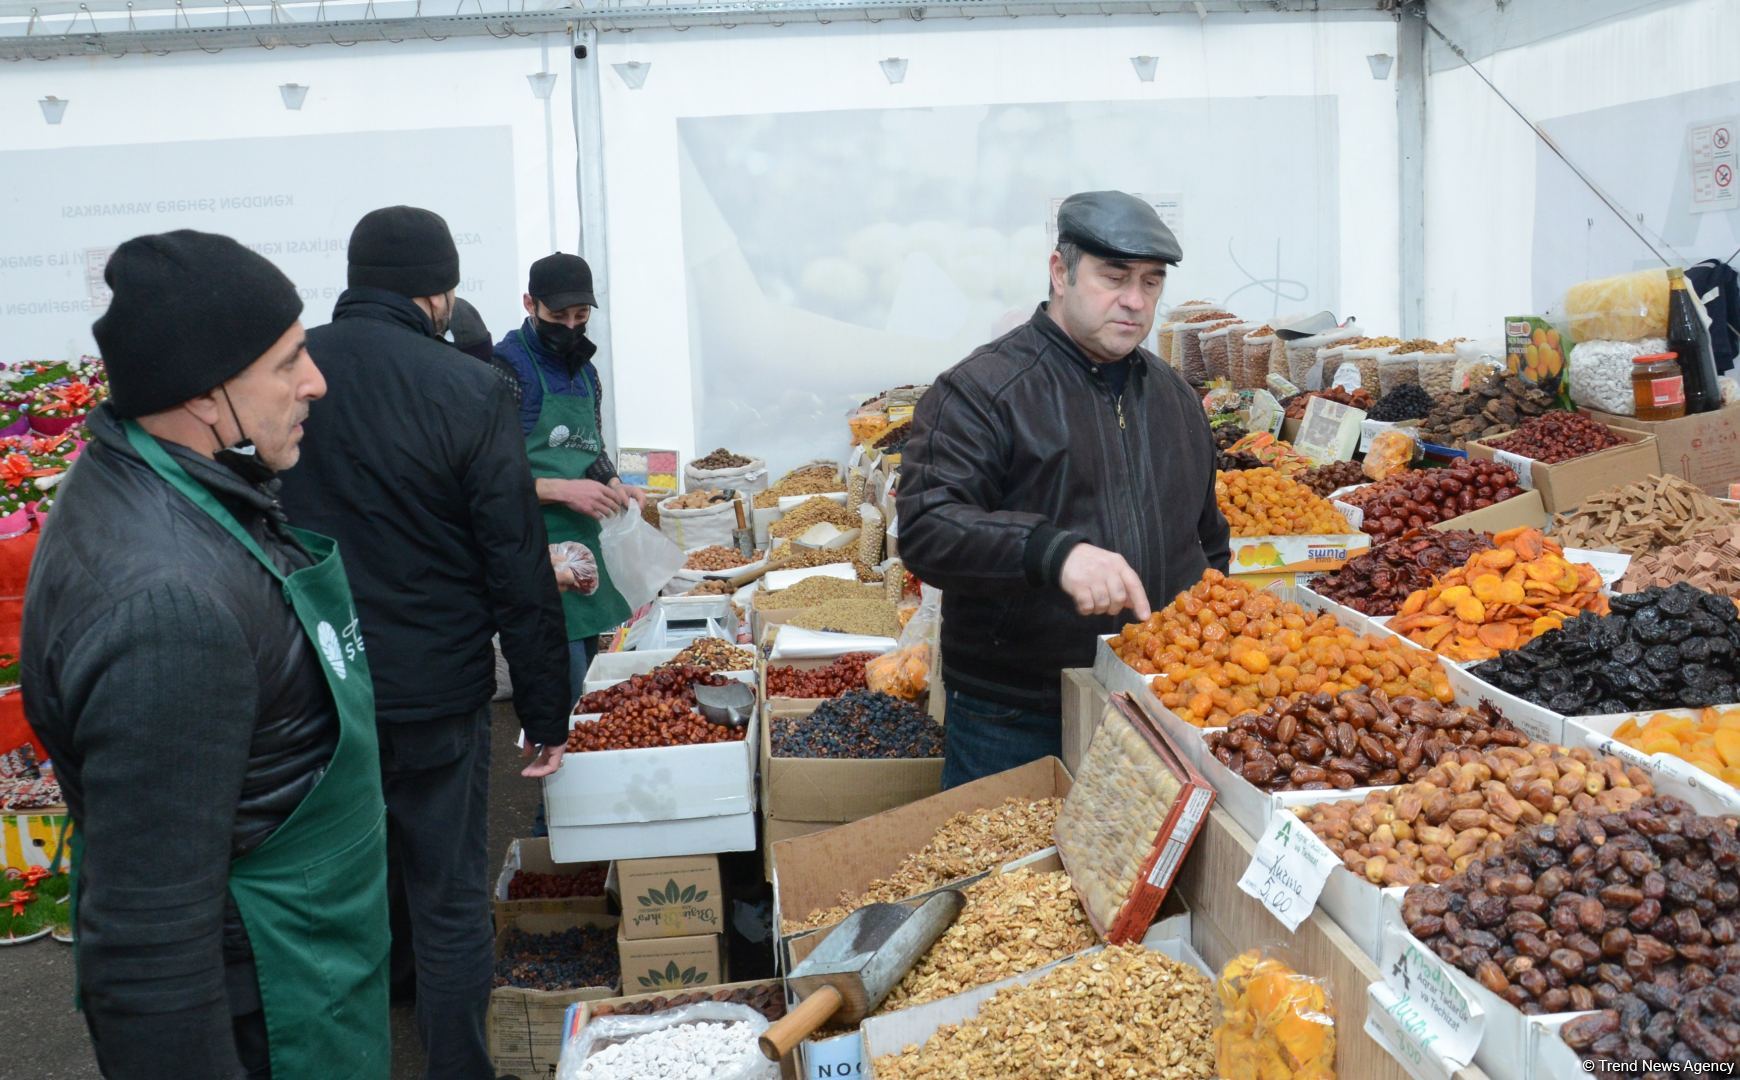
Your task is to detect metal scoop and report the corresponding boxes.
[758,889,966,1061]
[692,679,755,729]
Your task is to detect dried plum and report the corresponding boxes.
[1658,586,1697,617]
[1646,646,1682,673]
[1613,642,1645,667]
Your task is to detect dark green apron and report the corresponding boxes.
[520,331,631,640]
[68,422,391,1077]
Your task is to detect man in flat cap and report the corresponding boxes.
[898,190,1230,787]
[23,230,390,1076]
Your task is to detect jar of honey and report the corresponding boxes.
[1632,351,1687,421]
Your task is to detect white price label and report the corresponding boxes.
[1562,547,1631,589]
[1365,983,1461,1080]
[1359,419,1392,454]
[1382,928,1486,1065]
[1237,814,1338,932]
[1492,449,1535,490]
[1333,499,1364,532]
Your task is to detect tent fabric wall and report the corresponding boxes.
[1423,0,1740,338]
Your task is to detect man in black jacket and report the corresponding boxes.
[277,206,570,1078]
[22,231,370,1076]
[897,190,1230,788]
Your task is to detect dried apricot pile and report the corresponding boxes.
[1216,467,1353,538]
[1112,569,1453,728]
[1387,527,1608,662]
[1611,708,1740,790]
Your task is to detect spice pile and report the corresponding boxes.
[752,576,870,609]
[1419,371,1557,448]
[1484,411,1626,463]
[1620,524,1740,599]
[1608,709,1740,790]
[769,496,857,539]
[770,690,942,759]
[507,865,608,899]
[782,797,1062,933]
[1114,569,1453,727]
[1206,689,1524,792]
[1553,475,1740,556]
[1215,468,1352,537]
[1401,797,1740,1034]
[494,925,619,990]
[872,946,1218,1080]
[1387,528,1608,661]
[1469,583,1740,714]
[1295,743,1652,886]
[765,652,875,698]
[690,448,753,470]
[1367,383,1435,422]
[877,869,1097,1012]
[662,638,755,672]
[1309,530,1494,616]
[1343,459,1523,541]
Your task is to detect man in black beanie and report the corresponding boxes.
[23,230,392,1077]
[276,205,570,1079]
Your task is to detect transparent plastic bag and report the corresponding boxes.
[1285,327,1361,391]
[1341,345,1395,394]
[598,508,687,610]
[1243,331,1278,388]
[1568,338,1668,416]
[1199,320,1242,382]
[1562,268,1670,342]
[1416,352,1456,399]
[1378,352,1422,396]
[557,1002,776,1080]
[1157,323,1181,371]
[550,541,601,595]
[857,503,886,567]
[865,643,930,701]
[1362,429,1417,482]
[1214,947,1337,1080]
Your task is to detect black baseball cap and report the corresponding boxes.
[528,253,598,311]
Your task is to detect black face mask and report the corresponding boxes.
[534,317,588,359]
[210,386,276,485]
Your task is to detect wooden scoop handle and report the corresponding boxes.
[758,984,844,1061]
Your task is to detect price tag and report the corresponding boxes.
[1492,449,1535,490]
[1237,814,1338,932]
[1561,547,1631,589]
[1331,364,1364,394]
[1364,983,1461,1080]
[1359,419,1391,454]
[1382,927,1486,1065]
[1333,499,1364,532]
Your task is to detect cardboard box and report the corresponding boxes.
[616,928,726,994]
[762,815,834,881]
[1227,533,1371,575]
[542,709,756,829]
[1432,487,1548,533]
[1587,400,1740,495]
[487,911,620,1079]
[1466,426,1658,513]
[772,757,1074,960]
[762,702,943,825]
[760,647,896,713]
[493,838,610,920]
[1562,710,1740,815]
[616,854,725,940]
[548,810,758,865]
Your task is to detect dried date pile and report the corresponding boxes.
[1419,371,1557,449]
[764,652,876,698]
[1207,688,1524,792]
[1310,530,1494,615]
[1484,411,1625,464]
[1298,460,1367,498]
[1563,967,1740,1068]
[1401,797,1740,1036]
[1343,459,1523,541]
[569,666,745,751]
[1469,583,1740,714]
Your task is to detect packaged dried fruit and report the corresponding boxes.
[1214,948,1336,1080]
[1611,707,1740,790]
[1361,428,1417,482]
[865,643,931,702]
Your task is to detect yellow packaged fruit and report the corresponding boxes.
[1564,268,1670,342]
[1215,949,1336,1079]
[1612,708,1740,791]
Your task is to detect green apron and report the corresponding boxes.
[520,330,631,640]
[68,422,390,1077]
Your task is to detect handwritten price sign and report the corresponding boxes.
[1237,814,1338,931]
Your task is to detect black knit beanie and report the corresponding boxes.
[93,230,304,419]
[347,206,461,298]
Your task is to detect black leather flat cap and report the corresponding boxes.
[1057,190,1183,265]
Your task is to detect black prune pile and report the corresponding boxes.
[1367,383,1435,422]
[1468,583,1740,715]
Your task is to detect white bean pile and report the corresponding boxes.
[575,1021,775,1080]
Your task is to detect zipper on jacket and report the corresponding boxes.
[1116,395,1126,430]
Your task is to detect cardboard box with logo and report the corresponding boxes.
[1587,401,1740,495]
[616,854,724,940]
[486,911,620,1079]
[616,929,726,995]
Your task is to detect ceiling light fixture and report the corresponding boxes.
[1130,55,1158,82]
[279,83,309,110]
[39,96,68,124]
[880,57,908,84]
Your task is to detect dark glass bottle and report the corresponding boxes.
[1667,267,1722,414]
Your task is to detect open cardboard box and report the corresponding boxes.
[771,757,1073,967]
[1431,488,1549,533]
[761,701,942,826]
[486,911,621,1079]
[1466,426,1658,513]
[1588,399,1740,495]
[1562,709,1740,815]
[493,837,610,920]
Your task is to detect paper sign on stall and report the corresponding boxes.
[1292,398,1366,465]
[1382,926,1485,1065]
[1491,450,1535,490]
[1364,982,1463,1080]
[1236,814,1338,932]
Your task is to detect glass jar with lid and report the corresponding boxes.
[1632,351,1686,421]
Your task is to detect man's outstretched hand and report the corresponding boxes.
[1059,544,1152,620]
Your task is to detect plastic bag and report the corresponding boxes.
[1563,268,1670,342]
[658,498,740,552]
[1362,429,1417,482]
[1378,352,1422,396]
[1243,330,1278,388]
[598,508,686,611]
[857,503,886,567]
[1200,321,1243,382]
[557,1002,776,1080]
[1213,948,1337,1080]
[865,643,931,701]
[684,456,769,496]
[1568,337,1668,416]
[1285,327,1361,391]
[550,541,600,595]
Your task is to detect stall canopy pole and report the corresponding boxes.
[1397,0,1426,338]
